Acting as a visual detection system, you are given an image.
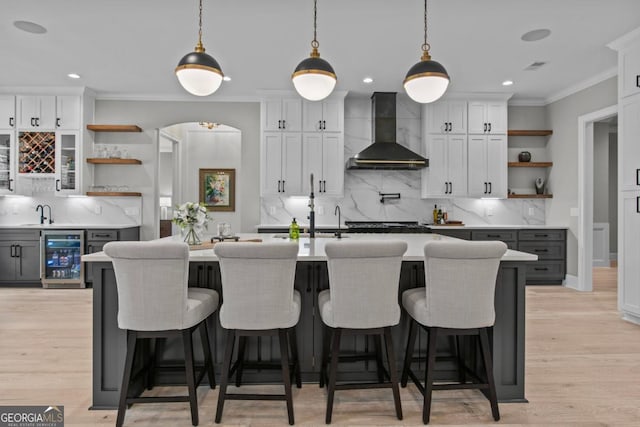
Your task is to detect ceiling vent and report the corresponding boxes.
[524,61,547,71]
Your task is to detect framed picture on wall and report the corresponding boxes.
[199,168,235,211]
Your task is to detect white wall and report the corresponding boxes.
[609,131,618,253]
[593,122,610,223]
[546,77,618,276]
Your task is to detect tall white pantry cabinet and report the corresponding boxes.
[611,28,640,324]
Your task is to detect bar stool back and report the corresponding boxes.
[319,240,407,424]
[401,240,507,424]
[104,241,219,427]
[213,241,301,425]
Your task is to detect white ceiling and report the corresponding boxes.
[3,0,640,104]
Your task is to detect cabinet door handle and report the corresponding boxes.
[637,75,640,88]
[488,182,492,193]
[8,178,13,192]
[278,120,281,129]
[449,182,453,194]
[486,234,500,238]
[448,122,452,132]
[534,267,549,271]
[534,234,548,238]
[484,182,488,194]
[445,122,449,132]
[282,119,286,129]
[534,249,549,252]
[9,117,14,127]
[93,233,111,238]
[55,179,61,191]
[323,120,326,130]
[636,168,640,186]
[35,117,40,127]
[318,120,322,130]
[56,118,61,127]
[483,123,487,132]
[30,117,35,127]
[637,196,640,214]
[10,244,15,258]
[306,265,312,293]
[488,123,492,132]
[315,264,322,293]
[282,180,285,192]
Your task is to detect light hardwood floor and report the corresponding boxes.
[1,266,639,426]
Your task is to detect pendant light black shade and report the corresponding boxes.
[403,0,449,103]
[175,0,224,96]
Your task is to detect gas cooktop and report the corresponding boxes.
[345,221,431,233]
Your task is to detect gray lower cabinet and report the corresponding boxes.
[471,229,518,250]
[85,228,139,284]
[518,229,566,284]
[0,230,41,284]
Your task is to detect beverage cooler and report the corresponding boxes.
[41,230,84,288]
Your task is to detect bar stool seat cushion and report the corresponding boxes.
[401,287,429,327]
[185,288,219,329]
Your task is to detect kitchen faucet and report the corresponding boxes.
[334,205,342,239]
[307,173,315,238]
[36,204,53,225]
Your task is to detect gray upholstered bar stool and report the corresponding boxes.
[213,241,301,425]
[104,241,219,427]
[319,240,407,424]
[400,240,507,424]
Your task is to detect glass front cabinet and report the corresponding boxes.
[0,131,15,194]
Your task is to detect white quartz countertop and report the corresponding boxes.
[83,232,538,263]
[0,224,140,230]
[428,224,567,230]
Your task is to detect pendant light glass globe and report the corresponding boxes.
[292,54,337,101]
[175,0,223,97]
[292,0,337,101]
[403,0,449,104]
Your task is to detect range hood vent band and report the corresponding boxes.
[347,92,428,170]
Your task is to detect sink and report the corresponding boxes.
[272,233,348,239]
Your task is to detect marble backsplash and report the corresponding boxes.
[260,94,546,227]
[0,195,142,226]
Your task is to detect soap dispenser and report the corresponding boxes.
[289,218,300,239]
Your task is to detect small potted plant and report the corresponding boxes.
[172,202,211,245]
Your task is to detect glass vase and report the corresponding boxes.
[182,224,201,245]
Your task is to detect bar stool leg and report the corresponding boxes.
[199,321,216,389]
[456,335,466,384]
[383,327,403,420]
[319,324,330,388]
[278,329,295,425]
[325,328,342,424]
[183,329,199,426]
[423,327,439,424]
[289,327,302,388]
[479,328,500,421]
[215,329,235,424]
[235,336,247,387]
[116,330,137,427]
[401,320,417,387]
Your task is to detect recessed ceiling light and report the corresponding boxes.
[502,80,514,86]
[67,73,81,79]
[223,76,231,82]
[363,77,373,84]
[13,20,47,34]
[521,29,551,42]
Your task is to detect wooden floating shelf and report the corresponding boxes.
[507,130,553,136]
[86,192,142,197]
[87,124,142,132]
[86,158,142,165]
[508,194,553,199]
[508,162,553,168]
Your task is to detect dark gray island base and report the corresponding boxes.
[91,260,527,409]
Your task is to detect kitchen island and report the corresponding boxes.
[84,233,536,409]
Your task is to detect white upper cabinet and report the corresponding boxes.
[0,96,15,129]
[302,98,343,132]
[54,131,80,195]
[263,97,302,132]
[425,100,467,134]
[620,42,640,99]
[17,96,56,130]
[468,101,507,134]
[467,135,507,198]
[55,96,81,130]
[302,133,344,196]
[261,132,303,196]
[0,132,15,195]
[421,134,467,198]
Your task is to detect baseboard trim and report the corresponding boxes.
[563,274,582,291]
[610,252,618,261]
[621,311,640,325]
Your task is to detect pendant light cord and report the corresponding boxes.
[310,0,320,55]
[421,0,431,60]
[195,0,205,52]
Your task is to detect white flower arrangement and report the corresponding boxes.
[172,202,211,244]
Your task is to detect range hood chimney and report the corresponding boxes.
[347,92,428,170]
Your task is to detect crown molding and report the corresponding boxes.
[544,67,617,105]
[95,92,261,103]
[0,86,87,95]
[508,98,547,107]
[607,26,640,51]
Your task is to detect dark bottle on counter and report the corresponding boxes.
[437,208,443,224]
[432,204,438,224]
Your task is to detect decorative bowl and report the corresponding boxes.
[518,151,532,162]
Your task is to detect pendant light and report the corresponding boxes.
[403,0,449,103]
[292,0,337,101]
[175,0,223,96]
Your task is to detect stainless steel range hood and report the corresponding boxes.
[347,92,428,170]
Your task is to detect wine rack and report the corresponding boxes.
[19,131,55,173]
